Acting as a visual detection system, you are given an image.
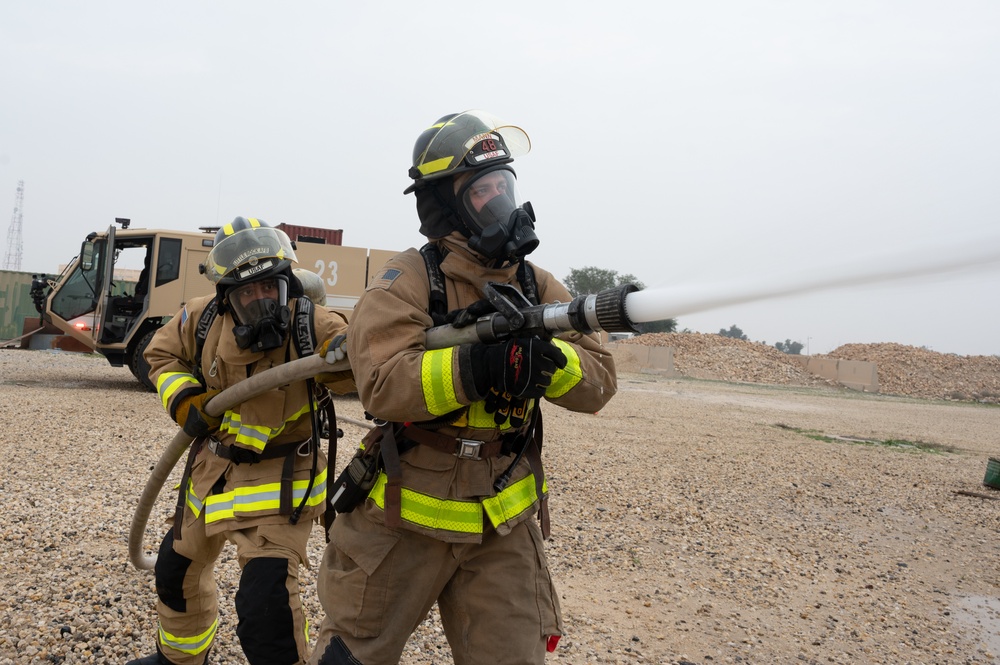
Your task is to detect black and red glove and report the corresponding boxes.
[444,298,496,329]
[470,337,567,401]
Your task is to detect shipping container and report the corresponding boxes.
[0,270,39,344]
[277,223,343,246]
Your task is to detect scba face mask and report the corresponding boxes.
[227,277,291,352]
[457,166,539,261]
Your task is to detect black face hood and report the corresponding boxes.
[415,178,472,240]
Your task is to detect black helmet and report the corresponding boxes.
[405,110,539,262]
[404,110,530,195]
[202,217,298,352]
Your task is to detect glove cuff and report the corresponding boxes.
[462,344,490,401]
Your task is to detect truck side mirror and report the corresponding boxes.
[81,240,95,271]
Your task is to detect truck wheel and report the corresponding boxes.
[129,329,158,392]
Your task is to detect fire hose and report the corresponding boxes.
[127,354,351,570]
[128,283,640,570]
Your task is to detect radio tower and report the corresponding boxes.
[3,180,24,271]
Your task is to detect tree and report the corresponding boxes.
[718,325,748,341]
[774,339,804,355]
[563,266,675,335]
[564,266,644,297]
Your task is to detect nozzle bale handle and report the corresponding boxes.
[424,284,641,349]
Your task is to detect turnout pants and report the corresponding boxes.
[152,509,314,665]
[309,509,563,665]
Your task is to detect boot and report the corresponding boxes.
[124,654,168,665]
[126,645,210,665]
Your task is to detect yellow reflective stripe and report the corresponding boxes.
[482,473,541,529]
[545,339,582,398]
[418,155,455,177]
[369,472,482,534]
[421,348,460,415]
[247,217,261,228]
[157,372,201,410]
[203,467,328,523]
[185,477,203,518]
[220,402,312,452]
[467,399,521,430]
[158,618,217,655]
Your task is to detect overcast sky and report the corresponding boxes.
[2,1,998,356]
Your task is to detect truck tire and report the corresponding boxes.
[129,329,158,392]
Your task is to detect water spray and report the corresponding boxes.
[426,238,1000,344]
[623,239,1000,325]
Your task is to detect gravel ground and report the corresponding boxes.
[2,347,1000,664]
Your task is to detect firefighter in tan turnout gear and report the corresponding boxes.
[309,110,618,664]
[128,217,354,665]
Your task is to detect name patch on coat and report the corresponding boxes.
[368,267,402,291]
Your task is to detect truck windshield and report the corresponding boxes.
[50,240,106,321]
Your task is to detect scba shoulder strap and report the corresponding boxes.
[418,242,540,325]
[192,296,316,383]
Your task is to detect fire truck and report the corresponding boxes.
[30,218,396,390]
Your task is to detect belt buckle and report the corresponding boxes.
[207,437,222,456]
[456,439,483,461]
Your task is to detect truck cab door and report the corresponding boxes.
[44,229,112,348]
[94,225,118,344]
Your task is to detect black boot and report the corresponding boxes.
[124,653,168,665]
[126,645,210,665]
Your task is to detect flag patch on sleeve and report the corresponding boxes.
[369,267,402,290]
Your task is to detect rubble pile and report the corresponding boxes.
[619,333,1000,403]
[826,342,1000,403]
[619,332,827,386]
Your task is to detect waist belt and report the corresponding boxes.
[400,425,514,461]
[206,437,309,465]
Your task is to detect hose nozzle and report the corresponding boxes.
[543,284,640,335]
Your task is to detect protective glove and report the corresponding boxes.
[470,337,568,401]
[316,333,353,385]
[174,389,222,437]
[483,390,531,427]
[318,334,347,363]
[444,299,496,329]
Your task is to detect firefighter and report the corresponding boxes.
[309,110,618,664]
[128,217,354,665]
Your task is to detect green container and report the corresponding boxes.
[984,458,1000,490]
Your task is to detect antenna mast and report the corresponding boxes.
[3,180,24,271]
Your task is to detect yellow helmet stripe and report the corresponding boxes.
[417,156,455,177]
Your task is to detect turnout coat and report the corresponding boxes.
[145,293,352,536]
[346,233,618,543]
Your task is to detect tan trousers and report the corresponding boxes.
[310,509,562,665]
[154,512,314,665]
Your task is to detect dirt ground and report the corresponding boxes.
[1,348,999,664]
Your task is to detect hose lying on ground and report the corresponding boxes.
[128,354,351,570]
[0,326,45,348]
